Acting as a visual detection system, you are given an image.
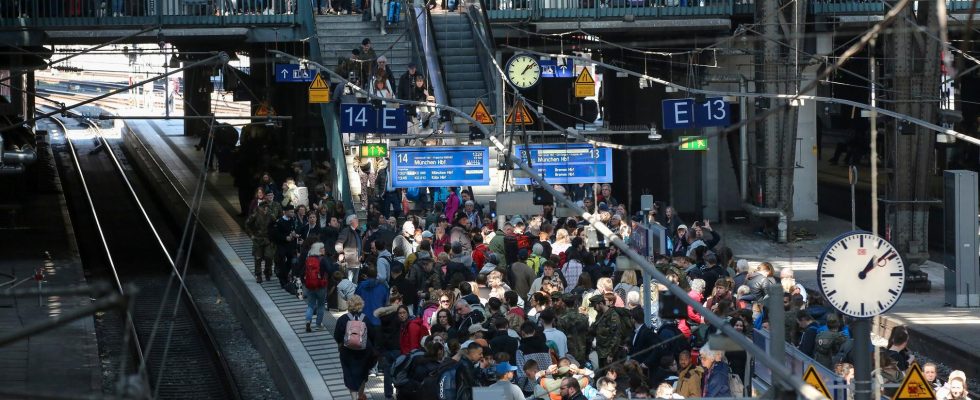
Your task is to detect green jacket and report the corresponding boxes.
[488,230,507,265]
[591,307,623,359]
[246,211,274,245]
[558,309,591,362]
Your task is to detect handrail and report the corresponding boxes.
[466,0,499,114]
[404,2,429,79]
[297,0,354,212]
[413,4,453,133]
[752,328,850,399]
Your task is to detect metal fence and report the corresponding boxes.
[0,0,298,27]
[752,328,851,400]
[486,0,733,20]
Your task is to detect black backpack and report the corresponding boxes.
[392,349,425,396]
[420,359,462,400]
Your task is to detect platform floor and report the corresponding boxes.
[0,122,101,397]
[126,117,387,400]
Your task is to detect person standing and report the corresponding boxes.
[336,214,363,280]
[490,362,525,400]
[271,205,300,288]
[333,295,376,400]
[303,243,329,332]
[590,293,623,372]
[245,202,276,282]
[700,346,732,397]
[559,377,589,400]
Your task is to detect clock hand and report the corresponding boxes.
[522,63,534,74]
[858,257,875,280]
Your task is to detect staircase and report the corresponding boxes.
[315,14,414,79]
[430,13,492,131]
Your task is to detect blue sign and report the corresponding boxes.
[340,104,408,134]
[390,146,491,188]
[274,63,317,83]
[513,143,613,185]
[662,97,731,129]
[540,59,575,78]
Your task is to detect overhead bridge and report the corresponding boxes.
[0,3,303,47]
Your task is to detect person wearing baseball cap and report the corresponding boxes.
[490,361,525,400]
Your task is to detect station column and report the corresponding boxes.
[183,62,213,138]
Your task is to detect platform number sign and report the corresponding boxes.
[695,98,728,127]
[662,97,731,130]
[340,103,407,134]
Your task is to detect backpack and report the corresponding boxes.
[343,313,368,350]
[612,307,634,349]
[815,330,842,357]
[729,373,745,397]
[503,235,520,266]
[420,359,461,400]
[382,255,406,277]
[304,257,328,290]
[832,337,854,366]
[392,348,426,395]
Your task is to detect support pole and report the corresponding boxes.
[852,318,873,400]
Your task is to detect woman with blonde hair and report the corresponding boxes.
[332,295,376,400]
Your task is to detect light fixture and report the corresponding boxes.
[648,125,661,141]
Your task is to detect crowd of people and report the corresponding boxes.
[241,171,975,400]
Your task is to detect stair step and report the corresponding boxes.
[433,46,476,57]
[446,80,486,90]
[442,71,483,81]
[448,88,487,98]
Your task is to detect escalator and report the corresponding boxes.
[411,1,499,133]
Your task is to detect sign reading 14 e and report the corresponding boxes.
[340,103,407,134]
[662,97,730,130]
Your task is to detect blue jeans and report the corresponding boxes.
[304,287,327,326]
[380,349,401,398]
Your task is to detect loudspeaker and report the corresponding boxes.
[532,187,553,205]
[658,291,687,319]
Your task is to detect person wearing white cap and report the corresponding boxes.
[392,220,416,257]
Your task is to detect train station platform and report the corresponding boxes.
[0,135,101,397]
[119,116,386,400]
[715,216,980,381]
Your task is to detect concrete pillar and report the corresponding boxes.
[792,69,818,221]
[183,64,213,137]
[703,127,720,222]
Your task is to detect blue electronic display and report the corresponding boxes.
[513,143,613,185]
[390,146,491,188]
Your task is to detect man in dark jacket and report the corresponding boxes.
[488,317,519,361]
[628,307,658,368]
[699,252,728,294]
[451,300,485,341]
[796,312,820,357]
[271,205,299,288]
[397,63,421,100]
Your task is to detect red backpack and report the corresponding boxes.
[304,257,327,290]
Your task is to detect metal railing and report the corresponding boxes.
[0,0,298,28]
[486,0,733,20]
[752,328,850,400]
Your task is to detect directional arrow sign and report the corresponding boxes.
[275,63,318,83]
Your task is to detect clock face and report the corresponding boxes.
[818,232,906,318]
[506,55,541,90]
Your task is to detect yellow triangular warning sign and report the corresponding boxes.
[506,100,535,126]
[309,72,329,90]
[892,363,936,400]
[575,68,595,85]
[803,365,831,399]
[470,100,495,125]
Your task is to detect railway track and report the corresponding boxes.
[42,107,242,399]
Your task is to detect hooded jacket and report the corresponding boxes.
[355,278,389,326]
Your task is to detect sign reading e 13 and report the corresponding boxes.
[661,98,730,130]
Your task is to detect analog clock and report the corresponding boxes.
[505,54,541,90]
[817,231,906,318]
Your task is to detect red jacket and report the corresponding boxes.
[399,318,428,354]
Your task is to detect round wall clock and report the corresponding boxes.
[817,231,906,318]
[505,54,541,90]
